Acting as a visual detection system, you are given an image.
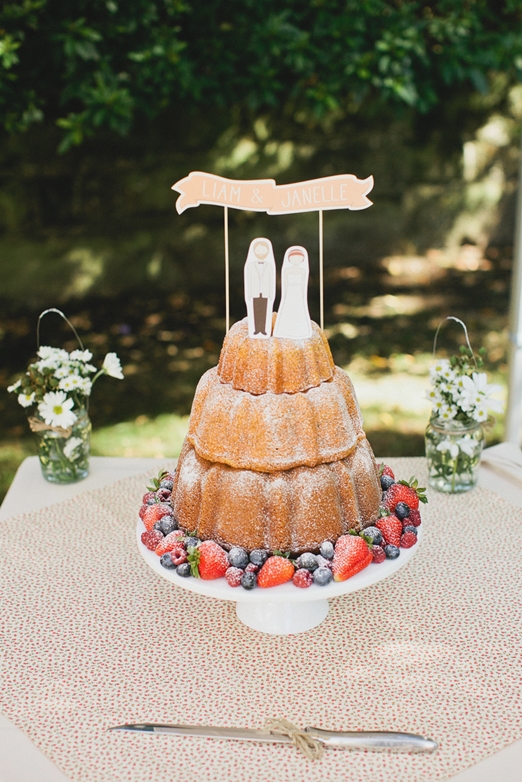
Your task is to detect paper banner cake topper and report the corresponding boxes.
[171,171,374,331]
[172,172,373,215]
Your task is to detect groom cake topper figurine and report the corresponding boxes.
[244,238,276,339]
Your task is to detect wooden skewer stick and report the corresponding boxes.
[224,205,230,333]
[319,209,324,330]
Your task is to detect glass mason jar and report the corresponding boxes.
[32,407,91,484]
[425,417,484,494]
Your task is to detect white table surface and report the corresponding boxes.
[1,449,521,782]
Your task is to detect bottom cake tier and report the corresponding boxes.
[172,438,381,554]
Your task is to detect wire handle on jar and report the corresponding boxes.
[432,316,477,367]
[36,308,89,411]
[37,308,85,351]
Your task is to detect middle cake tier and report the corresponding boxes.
[187,366,367,472]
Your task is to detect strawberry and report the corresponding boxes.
[142,503,173,531]
[408,508,422,527]
[378,463,395,480]
[155,530,185,557]
[375,515,402,547]
[188,540,229,580]
[384,477,427,512]
[257,556,295,588]
[332,535,372,582]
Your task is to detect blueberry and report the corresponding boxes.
[249,549,268,567]
[176,562,192,577]
[295,553,318,571]
[380,475,395,491]
[313,567,333,586]
[384,544,400,559]
[159,479,174,490]
[160,553,176,570]
[361,526,383,546]
[403,525,418,536]
[241,571,257,589]
[146,496,157,505]
[228,546,249,569]
[319,541,335,560]
[394,502,410,520]
[159,515,178,535]
[184,536,200,550]
[153,521,163,533]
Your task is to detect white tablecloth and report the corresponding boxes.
[1,449,521,782]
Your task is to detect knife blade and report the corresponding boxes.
[108,723,437,753]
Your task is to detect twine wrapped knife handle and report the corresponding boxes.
[264,718,324,760]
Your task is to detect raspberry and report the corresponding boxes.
[141,529,164,551]
[408,509,422,527]
[142,491,157,504]
[170,546,188,565]
[245,562,259,573]
[372,545,386,563]
[292,569,313,588]
[400,531,417,549]
[138,504,148,520]
[225,567,244,587]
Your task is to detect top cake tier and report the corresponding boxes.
[217,317,334,395]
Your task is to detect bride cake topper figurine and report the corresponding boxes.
[244,238,276,338]
[273,245,313,339]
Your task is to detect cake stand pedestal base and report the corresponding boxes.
[236,598,329,635]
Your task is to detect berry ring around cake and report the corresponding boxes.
[137,464,426,635]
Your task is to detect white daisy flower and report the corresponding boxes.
[472,406,489,423]
[438,405,457,421]
[37,346,68,361]
[78,377,92,395]
[70,349,93,362]
[102,352,124,379]
[425,388,441,403]
[58,374,83,392]
[18,391,35,408]
[84,363,97,373]
[38,391,77,428]
[54,365,75,379]
[429,359,452,380]
[7,380,21,393]
[63,437,83,460]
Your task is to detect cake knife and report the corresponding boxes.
[109,723,437,753]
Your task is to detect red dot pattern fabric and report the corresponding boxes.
[0,457,521,782]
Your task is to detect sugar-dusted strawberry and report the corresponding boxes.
[408,508,422,527]
[257,556,295,588]
[375,515,402,547]
[332,535,372,582]
[142,503,173,531]
[141,529,164,551]
[378,463,395,480]
[155,530,185,557]
[384,477,427,512]
[188,540,229,580]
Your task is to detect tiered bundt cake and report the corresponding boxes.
[171,317,381,555]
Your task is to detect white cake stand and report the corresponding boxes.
[137,522,421,635]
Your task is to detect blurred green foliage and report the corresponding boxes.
[2,1,522,151]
